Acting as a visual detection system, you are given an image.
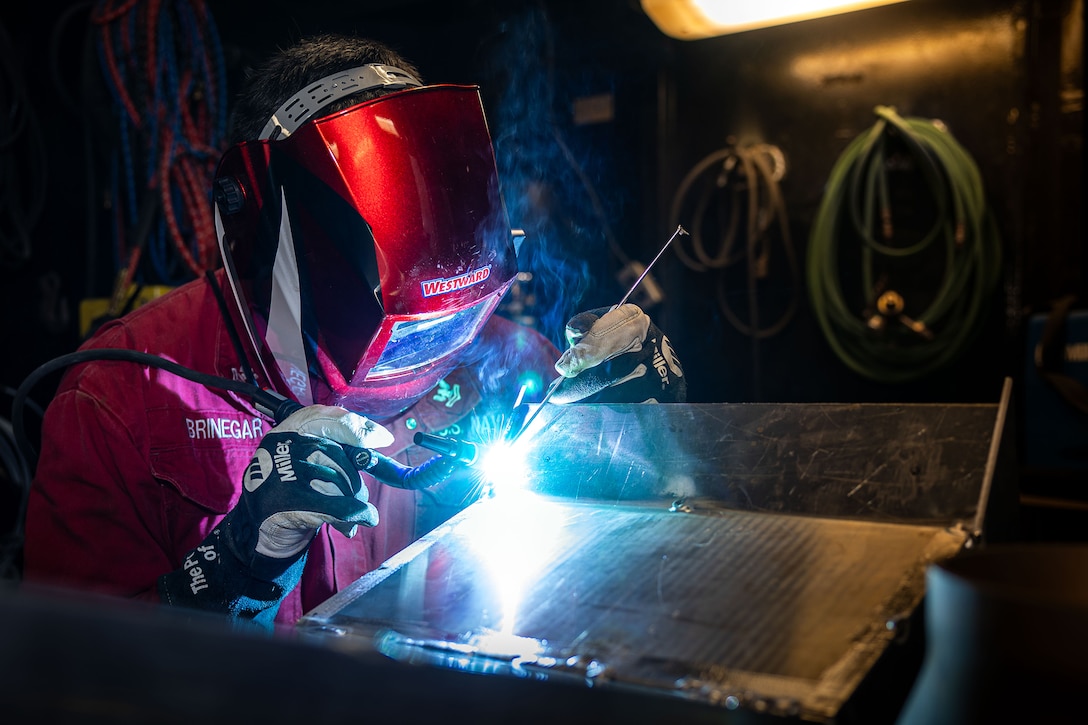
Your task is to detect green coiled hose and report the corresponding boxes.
[806,105,1003,383]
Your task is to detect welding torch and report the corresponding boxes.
[253,390,461,490]
[412,431,480,465]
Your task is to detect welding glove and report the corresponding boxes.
[552,303,685,404]
[158,405,394,626]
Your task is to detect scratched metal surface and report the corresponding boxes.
[518,401,1002,530]
[301,499,965,721]
[300,399,1006,721]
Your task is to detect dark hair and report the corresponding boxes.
[228,34,422,143]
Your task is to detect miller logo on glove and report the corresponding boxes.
[158,405,393,624]
[552,303,685,404]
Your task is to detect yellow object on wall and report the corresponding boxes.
[79,285,174,338]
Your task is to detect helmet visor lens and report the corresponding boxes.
[366,294,498,379]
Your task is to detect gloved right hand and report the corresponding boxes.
[551,304,685,404]
[158,405,393,625]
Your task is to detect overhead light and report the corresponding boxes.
[641,0,911,39]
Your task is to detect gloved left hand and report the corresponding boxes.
[158,405,394,625]
[552,303,685,404]
[236,405,395,557]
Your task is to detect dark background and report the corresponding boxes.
[0,3,1083,721]
[0,0,1084,529]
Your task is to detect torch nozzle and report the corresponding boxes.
[413,432,480,466]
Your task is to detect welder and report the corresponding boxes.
[22,34,685,629]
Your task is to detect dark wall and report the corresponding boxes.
[0,0,1082,407]
[657,0,1082,406]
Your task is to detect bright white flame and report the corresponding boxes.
[457,492,565,635]
[471,631,545,660]
[477,440,532,494]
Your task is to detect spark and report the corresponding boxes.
[464,405,538,498]
[477,439,533,494]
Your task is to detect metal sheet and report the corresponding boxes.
[300,393,1009,722]
[303,500,965,720]
[517,400,1004,531]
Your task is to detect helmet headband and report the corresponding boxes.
[259,64,422,140]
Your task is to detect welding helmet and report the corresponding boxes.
[213,65,520,419]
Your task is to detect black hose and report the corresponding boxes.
[3,348,465,581]
[12,348,459,489]
[13,348,266,469]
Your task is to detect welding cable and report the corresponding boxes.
[8,347,460,565]
[10,349,460,492]
[0,423,32,581]
[3,348,465,581]
[0,387,39,581]
[260,396,461,490]
[806,105,1003,383]
[668,142,800,339]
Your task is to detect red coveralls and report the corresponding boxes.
[24,270,558,626]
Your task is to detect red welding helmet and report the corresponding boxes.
[213,69,519,420]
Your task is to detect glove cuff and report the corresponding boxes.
[157,510,308,625]
[555,304,650,378]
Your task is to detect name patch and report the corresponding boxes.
[186,416,264,440]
